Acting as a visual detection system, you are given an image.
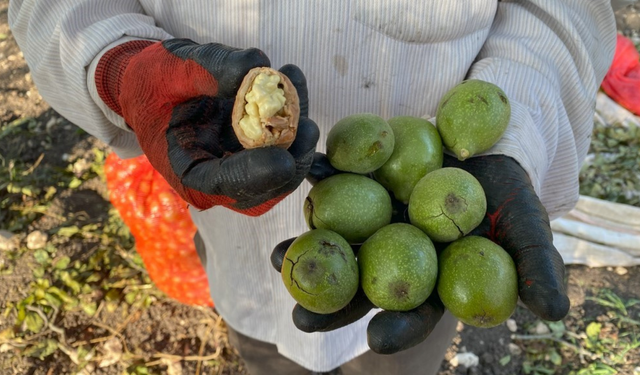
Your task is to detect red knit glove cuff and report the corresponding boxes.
[95,40,156,116]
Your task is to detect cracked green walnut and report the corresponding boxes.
[408,167,486,243]
[281,229,359,314]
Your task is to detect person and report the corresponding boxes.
[8,1,617,374]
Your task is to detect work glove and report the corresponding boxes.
[271,152,570,354]
[95,39,319,216]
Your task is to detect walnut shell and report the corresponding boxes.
[231,67,300,149]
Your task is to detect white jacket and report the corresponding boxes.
[9,0,616,371]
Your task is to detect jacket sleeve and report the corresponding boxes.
[467,0,616,219]
[8,0,172,158]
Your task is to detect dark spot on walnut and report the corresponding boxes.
[306,260,318,274]
[444,193,467,215]
[318,241,348,263]
[367,141,383,156]
[390,280,411,301]
[472,310,493,326]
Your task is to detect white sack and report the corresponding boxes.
[552,195,640,267]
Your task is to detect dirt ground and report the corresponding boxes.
[2,2,640,374]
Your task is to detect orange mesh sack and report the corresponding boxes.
[104,152,214,307]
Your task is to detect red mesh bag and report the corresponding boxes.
[601,34,640,115]
[104,152,214,307]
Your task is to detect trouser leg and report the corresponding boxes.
[227,327,348,375]
[341,312,458,375]
[226,327,315,375]
[226,313,457,375]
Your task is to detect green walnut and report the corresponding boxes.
[304,173,392,244]
[326,113,395,174]
[436,79,511,161]
[281,229,359,314]
[358,223,438,311]
[408,167,486,243]
[437,236,518,328]
[373,116,443,203]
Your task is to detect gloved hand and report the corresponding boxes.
[95,39,319,216]
[272,152,570,354]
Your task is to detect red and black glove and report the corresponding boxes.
[272,153,570,354]
[95,39,319,216]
